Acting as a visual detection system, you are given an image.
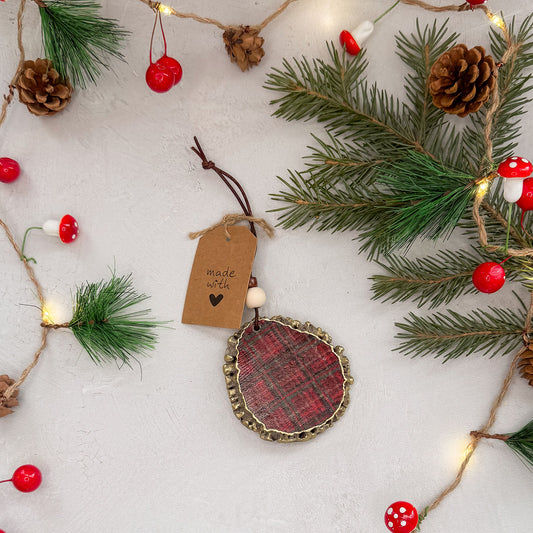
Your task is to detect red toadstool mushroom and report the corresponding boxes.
[339,21,374,56]
[384,501,419,533]
[497,156,533,203]
[43,214,79,243]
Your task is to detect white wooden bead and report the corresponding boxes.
[246,287,266,309]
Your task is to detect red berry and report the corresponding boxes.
[145,63,174,93]
[466,0,487,5]
[11,465,42,493]
[472,262,506,293]
[0,157,20,183]
[156,55,182,85]
[517,178,533,212]
[385,501,418,533]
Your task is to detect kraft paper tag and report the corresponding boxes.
[182,225,257,329]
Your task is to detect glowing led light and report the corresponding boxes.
[477,180,489,196]
[41,304,54,325]
[487,12,506,31]
[158,4,173,15]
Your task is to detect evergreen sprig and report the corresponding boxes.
[506,419,533,468]
[395,305,526,361]
[371,248,520,309]
[265,43,423,156]
[39,0,128,88]
[69,273,161,365]
[302,132,392,188]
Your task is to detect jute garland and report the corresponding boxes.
[0,217,49,414]
[138,0,300,71]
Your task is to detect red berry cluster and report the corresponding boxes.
[146,55,183,93]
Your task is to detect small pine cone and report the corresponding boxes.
[0,374,19,418]
[429,44,497,118]
[519,349,533,388]
[16,59,73,116]
[223,25,265,72]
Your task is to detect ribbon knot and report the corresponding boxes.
[202,160,216,170]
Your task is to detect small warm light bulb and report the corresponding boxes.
[487,12,506,31]
[41,304,54,325]
[477,180,489,196]
[158,4,173,15]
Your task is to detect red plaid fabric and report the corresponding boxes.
[236,319,345,434]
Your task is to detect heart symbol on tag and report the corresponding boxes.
[209,294,224,307]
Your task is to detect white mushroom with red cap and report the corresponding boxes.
[498,156,533,203]
[42,214,79,243]
[339,21,374,56]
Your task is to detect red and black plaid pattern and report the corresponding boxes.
[236,319,345,434]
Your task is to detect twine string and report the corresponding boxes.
[140,0,298,32]
[0,217,48,408]
[0,0,26,130]
[469,431,510,441]
[423,290,533,517]
[399,0,482,14]
[189,213,275,241]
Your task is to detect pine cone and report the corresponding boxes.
[223,26,265,72]
[429,44,497,118]
[16,59,73,116]
[0,374,19,418]
[519,349,533,388]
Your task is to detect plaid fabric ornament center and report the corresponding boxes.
[224,317,353,442]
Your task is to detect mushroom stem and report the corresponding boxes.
[374,0,400,24]
[42,219,60,237]
[503,178,524,203]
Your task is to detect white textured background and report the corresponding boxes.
[1,1,532,532]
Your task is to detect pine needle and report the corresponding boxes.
[377,151,476,250]
[69,273,162,365]
[506,419,533,469]
[39,0,129,88]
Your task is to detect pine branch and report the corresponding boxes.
[506,419,533,469]
[395,306,526,361]
[302,132,392,188]
[371,248,524,309]
[39,0,129,88]
[271,171,396,229]
[69,273,162,365]
[265,43,432,158]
